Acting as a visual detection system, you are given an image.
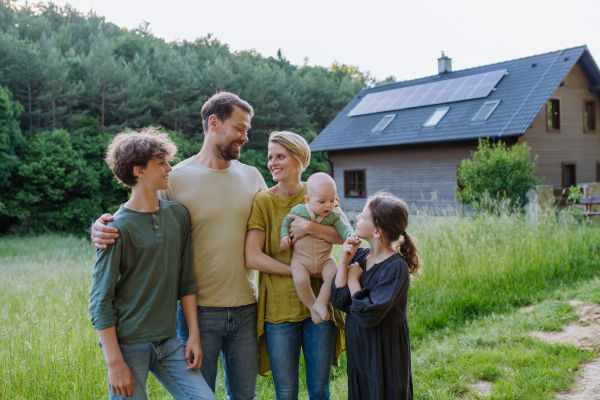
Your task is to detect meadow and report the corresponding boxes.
[1,212,600,399]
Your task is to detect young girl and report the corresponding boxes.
[330,191,420,400]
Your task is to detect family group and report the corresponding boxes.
[88,92,420,400]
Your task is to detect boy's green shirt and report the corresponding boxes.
[88,199,197,344]
[280,204,353,240]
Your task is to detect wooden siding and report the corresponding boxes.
[330,141,479,214]
[519,62,600,188]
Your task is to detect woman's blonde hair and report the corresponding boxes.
[268,131,311,171]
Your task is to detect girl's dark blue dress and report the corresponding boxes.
[330,248,413,400]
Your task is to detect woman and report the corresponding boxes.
[245,131,346,400]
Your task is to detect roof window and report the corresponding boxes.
[423,107,449,127]
[371,114,396,133]
[472,100,500,122]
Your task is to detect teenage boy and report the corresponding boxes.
[88,129,217,400]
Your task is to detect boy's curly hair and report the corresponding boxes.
[105,128,177,187]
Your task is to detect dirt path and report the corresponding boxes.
[531,303,600,399]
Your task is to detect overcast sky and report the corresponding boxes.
[18,0,600,82]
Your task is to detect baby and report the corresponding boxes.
[281,172,353,323]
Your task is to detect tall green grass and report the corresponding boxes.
[407,214,600,341]
[1,213,599,399]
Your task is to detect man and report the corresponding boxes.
[92,92,267,400]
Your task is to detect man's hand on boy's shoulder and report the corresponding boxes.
[92,213,119,249]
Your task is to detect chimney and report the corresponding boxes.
[438,52,452,74]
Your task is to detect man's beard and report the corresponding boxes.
[216,140,243,161]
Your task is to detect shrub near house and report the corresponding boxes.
[456,139,541,212]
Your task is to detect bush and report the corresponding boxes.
[455,139,541,213]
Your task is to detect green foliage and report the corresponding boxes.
[0,2,365,234]
[456,139,541,212]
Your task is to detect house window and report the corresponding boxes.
[548,99,561,130]
[423,107,449,127]
[371,114,396,133]
[471,100,500,122]
[344,170,366,198]
[597,161,600,182]
[585,101,596,132]
[562,163,576,188]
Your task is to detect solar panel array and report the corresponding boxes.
[348,69,508,117]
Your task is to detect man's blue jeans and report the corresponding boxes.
[177,302,258,400]
[100,334,217,400]
[266,318,336,400]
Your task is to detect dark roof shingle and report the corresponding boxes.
[310,46,599,152]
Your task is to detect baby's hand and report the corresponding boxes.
[280,236,292,251]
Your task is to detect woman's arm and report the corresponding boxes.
[288,215,344,245]
[244,229,293,276]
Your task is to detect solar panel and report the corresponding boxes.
[348,69,507,117]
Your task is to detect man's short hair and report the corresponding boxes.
[105,128,177,187]
[201,92,254,133]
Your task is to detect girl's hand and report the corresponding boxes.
[348,262,363,282]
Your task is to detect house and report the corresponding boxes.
[309,46,600,215]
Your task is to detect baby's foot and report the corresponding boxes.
[313,302,330,322]
[310,307,324,324]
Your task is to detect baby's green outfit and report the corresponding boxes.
[281,204,353,240]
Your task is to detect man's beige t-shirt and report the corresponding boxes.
[160,157,267,307]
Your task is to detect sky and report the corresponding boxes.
[17,0,600,82]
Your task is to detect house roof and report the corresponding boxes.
[310,46,600,153]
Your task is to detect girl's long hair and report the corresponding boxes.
[367,191,421,275]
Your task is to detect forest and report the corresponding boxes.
[0,1,385,235]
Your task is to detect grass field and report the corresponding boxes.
[1,213,599,399]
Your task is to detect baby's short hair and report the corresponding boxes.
[105,127,177,187]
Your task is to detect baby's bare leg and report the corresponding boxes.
[292,258,323,324]
[313,257,338,322]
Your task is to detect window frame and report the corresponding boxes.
[562,162,577,188]
[371,114,396,133]
[583,99,597,133]
[547,98,562,132]
[422,107,450,127]
[471,100,501,122]
[344,169,366,199]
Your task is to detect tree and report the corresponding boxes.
[456,139,541,212]
[0,85,24,232]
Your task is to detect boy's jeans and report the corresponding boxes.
[101,334,217,400]
[177,302,259,400]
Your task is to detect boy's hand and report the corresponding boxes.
[348,262,363,282]
[280,236,292,251]
[91,213,119,249]
[108,360,135,398]
[185,334,203,370]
